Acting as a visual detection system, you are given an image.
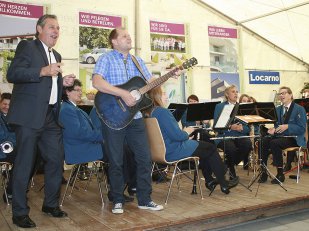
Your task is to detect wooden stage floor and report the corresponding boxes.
[1,165,309,231]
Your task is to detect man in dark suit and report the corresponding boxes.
[7,14,74,228]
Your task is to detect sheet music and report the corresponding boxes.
[215,104,234,128]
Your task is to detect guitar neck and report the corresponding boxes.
[139,68,179,95]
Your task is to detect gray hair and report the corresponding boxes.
[35,14,58,38]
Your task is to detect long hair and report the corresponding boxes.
[239,94,250,103]
[143,86,164,117]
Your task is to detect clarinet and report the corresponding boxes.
[191,170,197,194]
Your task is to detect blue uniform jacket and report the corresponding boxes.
[213,101,251,145]
[275,102,307,147]
[151,107,198,162]
[0,113,16,159]
[59,101,103,164]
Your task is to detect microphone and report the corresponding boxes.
[123,59,127,65]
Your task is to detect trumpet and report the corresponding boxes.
[1,141,14,153]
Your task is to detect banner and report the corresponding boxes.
[0,0,43,18]
[249,71,280,84]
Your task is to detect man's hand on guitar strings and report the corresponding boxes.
[120,90,137,107]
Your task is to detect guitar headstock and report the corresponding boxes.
[182,57,198,70]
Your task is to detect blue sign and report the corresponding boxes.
[249,71,280,84]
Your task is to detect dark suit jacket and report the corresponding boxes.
[59,101,103,164]
[6,39,63,129]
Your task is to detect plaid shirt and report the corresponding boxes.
[93,49,152,119]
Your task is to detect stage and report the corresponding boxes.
[1,165,309,230]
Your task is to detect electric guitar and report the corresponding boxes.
[95,57,198,130]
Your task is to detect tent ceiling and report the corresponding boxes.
[201,0,309,65]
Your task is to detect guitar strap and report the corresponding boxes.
[131,55,149,83]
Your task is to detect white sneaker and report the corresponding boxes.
[112,203,124,214]
[138,201,164,211]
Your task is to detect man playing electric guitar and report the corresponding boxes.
[92,27,181,214]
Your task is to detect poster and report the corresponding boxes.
[149,20,187,105]
[0,0,44,92]
[208,25,239,100]
[79,11,122,103]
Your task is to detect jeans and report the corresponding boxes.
[102,118,152,205]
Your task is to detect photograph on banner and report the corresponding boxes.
[208,25,238,73]
[211,73,240,101]
[0,0,44,92]
[149,20,188,104]
[79,11,123,104]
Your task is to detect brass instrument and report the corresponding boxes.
[1,141,13,154]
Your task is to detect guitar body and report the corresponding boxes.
[95,77,153,130]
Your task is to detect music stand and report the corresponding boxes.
[168,103,187,122]
[187,101,220,122]
[213,104,239,130]
[294,98,309,114]
[236,102,287,193]
[78,105,93,115]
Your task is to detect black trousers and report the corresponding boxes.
[192,141,227,185]
[12,107,64,216]
[217,138,252,177]
[261,137,298,167]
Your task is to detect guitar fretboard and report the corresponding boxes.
[139,67,181,95]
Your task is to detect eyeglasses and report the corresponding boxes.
[72,89,83,93]
[277,91,288,96]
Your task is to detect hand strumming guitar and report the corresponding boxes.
[120,89,137,107]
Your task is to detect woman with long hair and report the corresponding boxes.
[145,87,238,194]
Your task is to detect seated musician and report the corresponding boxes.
[213,85,252,180]
[59,79,103,165]
[259,86,307,184]
[181,94,212,142]
[181,94,210,128]
[0,93,16,203]
[239,93,257,170]
[145,87,239,194]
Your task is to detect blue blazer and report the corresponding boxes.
[213,101,250,145]
[275,102,307,147]
[0,113,16,159]
[59,101,103,164]
[151,107,198,162]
